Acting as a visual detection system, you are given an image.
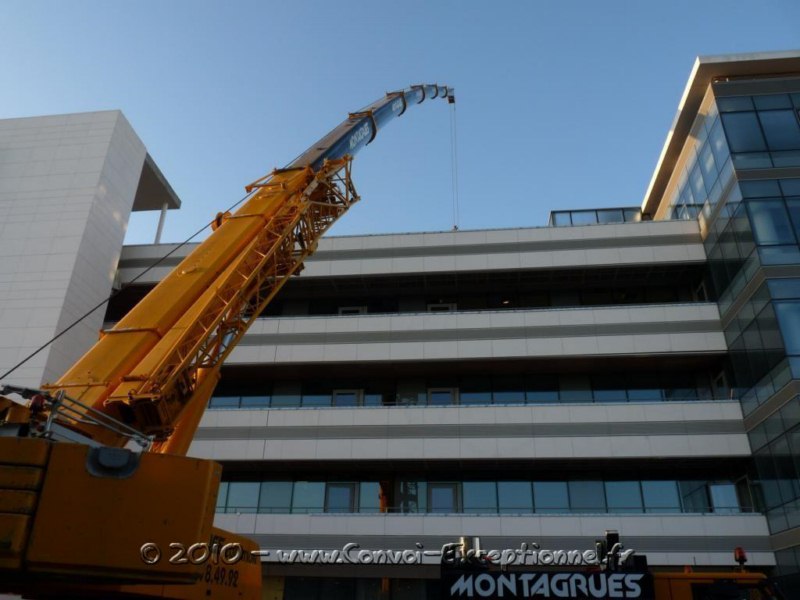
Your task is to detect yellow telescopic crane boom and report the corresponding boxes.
[0,85,453,599]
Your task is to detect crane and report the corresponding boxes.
[0,84,454,599]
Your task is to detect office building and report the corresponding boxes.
[2,50,800,598]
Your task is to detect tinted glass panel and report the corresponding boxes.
[359,482,382,513]
[428,389,455,405]
[571,211,597,226]
[533,482,569,513]
[748,199,795,245]
[429,483,458,513]
[759,110,800,150]
[240,395,270,408]
[709,483,740,514]
[754,94,793,110]
[717,96,754,112]
[271,394,301,407]
[463,482,498,513]
[721,112,767,152]
[552,212,572,226]
[399,481,426,513]
[302,394,331,407]
[292,482,325,513]
[259,481,293,513]
[568,481,606,512]
[775,302,800,355]
[708,119,729,166]
[216,482,228,512]
[226,482,259,513]
[210,396,240,408]
[333,391,358,407]
[642,481,681,512]
[325,483,356,513]
[605,481,642,513]
[497,481,533,513]
[596,209,624,224]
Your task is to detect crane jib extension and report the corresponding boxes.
[0,84,452,600]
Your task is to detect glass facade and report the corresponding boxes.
[549,207,643,227]
[216,478,746,515]
[208,370,726,409]
[694,82,800,569]
[667,99,734,220]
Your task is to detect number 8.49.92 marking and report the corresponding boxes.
[140,542,243,565]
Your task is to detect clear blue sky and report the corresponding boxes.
[1,1,799,244]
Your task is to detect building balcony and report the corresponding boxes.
[224,303,725,365]
[189,400,748,462]
[213,512,772,568]
[117,220,705,285]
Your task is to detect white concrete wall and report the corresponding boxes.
[190,400,748,461]
[0,111,146,386]
[117,219,705,285]
[214,512,773,568]
[224,303,725,365]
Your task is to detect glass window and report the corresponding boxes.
[459,377,492,405]
[717,96,754,112]
[209,396,240,409]
[332,389,362,407]
[721,112,767,153]
[359,482,382,513]
[592,376,627,402]
[399,481,426,513]
[775,302,800,355]
[240,395,270,408]
[568,481,606,513]
[698,142,717,182]
[325,483,357,513]
[552,212,571,226]
[740,180,782,198]
[709,483,740,514]
[772,151,800,168]
[302,393,331,407]
[428,483,459,513]
[596,209,624,224]
[782,180,800,195]
[754,94,793,110]
[732,152,773,169]
[497,481,533,514]
[560,376,592,403]
[786,198,800,243]
[533,482,569,513]
[259,481,293,513]
[527,376,559,403]
[216,481,229,512]
[226,482,259,513]
[428,388,457,405]
[769,278,800,300]
[680,481,710,513]
[270,393,301,407]
[463,482,498,513]
[627,374,663,402]
[623,208,641,222]
[708,119,729,167]
[493,377,526,404]
[758,110,800,151]
[605,481,642,513]
[338,306,367,315]
[689,162,706,200]
[571,211,598,226]
[292,482,325,514]
[747,199,795,246]
[641,481,681,513]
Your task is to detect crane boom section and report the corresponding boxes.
[39,85,452,448]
